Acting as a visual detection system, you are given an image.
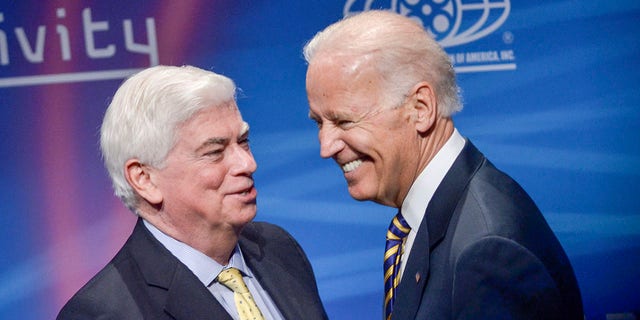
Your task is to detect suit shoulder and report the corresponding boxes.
[472,161,536,206]
[240,221,310,265]
[454,159,567,265]
[451,236,568,318]
[461,160,546,231]
[57,261,143,319]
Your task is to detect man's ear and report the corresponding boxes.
[412,82,438,134]
[124,159,163,205]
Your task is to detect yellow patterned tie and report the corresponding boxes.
[217,268,265,320]
[384,212,411,320]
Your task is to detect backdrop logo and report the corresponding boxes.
[344,0,517,73]
[0,8,157,88]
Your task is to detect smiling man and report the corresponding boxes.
[304,10,583,320]
[57,65,327,320]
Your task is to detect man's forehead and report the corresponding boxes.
[311,52,377,77]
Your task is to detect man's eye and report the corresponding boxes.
[239,138,250,148]
[337,120,354,128]
[204,150,223,157]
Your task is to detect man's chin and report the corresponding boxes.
[347,187,373,202]
[236,207,257,225]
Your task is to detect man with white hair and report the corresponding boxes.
[304,10,583,319]
[58,65,328,320]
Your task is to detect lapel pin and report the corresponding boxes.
[415,272,421,283]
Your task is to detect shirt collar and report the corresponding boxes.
[401,128,466,229]
[142,220,253,287]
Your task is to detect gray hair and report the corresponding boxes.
[303,10,462,116]
[100,65,237,212]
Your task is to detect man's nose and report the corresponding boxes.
[318,126,345,159]
[230,146,257,175]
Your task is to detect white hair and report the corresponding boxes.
[100,65,237,212]
[303,10,462,116]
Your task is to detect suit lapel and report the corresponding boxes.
[393,215,431,320]
[392,140,485,319]
[164,266,231,320]
[239,223,309,320]
[127,219,231,320]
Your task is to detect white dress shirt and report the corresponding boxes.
[398,128,466,279]
[143,220,284,320]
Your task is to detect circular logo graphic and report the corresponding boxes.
[344,0,511,48]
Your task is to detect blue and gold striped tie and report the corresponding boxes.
[384,212,411,320]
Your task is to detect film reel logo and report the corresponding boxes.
[344,0,511,48]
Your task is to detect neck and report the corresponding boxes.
[393,118,454,207]
[179,227,240,265]
[139,209,241,265]
[418,117,454,171]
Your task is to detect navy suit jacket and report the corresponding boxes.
[392,140,583,319]
[57,219,328,320]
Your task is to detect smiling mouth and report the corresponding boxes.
[243,185,254,194]
[234,184,255,195]
[234,186,257,204]
[342,159,363,173]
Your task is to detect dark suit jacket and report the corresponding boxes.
[57,219,328,320]
[392,140,583,319]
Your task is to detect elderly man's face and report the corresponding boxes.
[306,55,420,207]
[151,103,257,236]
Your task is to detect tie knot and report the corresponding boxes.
[217,267,249,294]
[386,212,411,241]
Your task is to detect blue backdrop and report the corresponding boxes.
[1,1,638,319]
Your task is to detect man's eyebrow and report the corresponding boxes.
[195,122,250,152]
[195,137,228,152]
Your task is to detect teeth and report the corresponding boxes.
[342,159,362,173]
